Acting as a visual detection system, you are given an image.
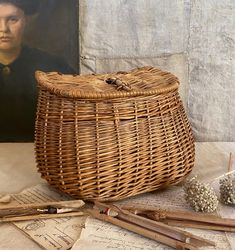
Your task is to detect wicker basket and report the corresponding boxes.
[35,66,195,201]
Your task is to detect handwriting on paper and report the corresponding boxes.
[116,186,190,211]
[72,217,172,250]
[11,184,86,250]
[72,185,235,250]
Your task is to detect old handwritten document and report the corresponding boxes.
[72,186,235,250]
[10,184,86,250]
[5,178,235,249]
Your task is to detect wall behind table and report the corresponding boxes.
[79,0,235,142]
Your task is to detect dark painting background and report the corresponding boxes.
[23,0,79,72]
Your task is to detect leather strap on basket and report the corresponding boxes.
[105,77,132,91]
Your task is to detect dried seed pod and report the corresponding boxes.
[184,176,218,213]
[220,175,235,205]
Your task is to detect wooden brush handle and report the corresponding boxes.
[122,206,235,228]
[0,211,85,222]
[0,200,85,211]
[164,220,235,232]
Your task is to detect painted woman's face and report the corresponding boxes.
[0,3,26,52]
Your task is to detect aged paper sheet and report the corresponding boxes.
[72,185,235,250]
[10,184,86,250]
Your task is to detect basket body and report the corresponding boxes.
[35,67,195,201]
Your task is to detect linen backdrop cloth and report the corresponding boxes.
[79,0,235,142]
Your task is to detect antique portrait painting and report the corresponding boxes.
[0,0,78,142]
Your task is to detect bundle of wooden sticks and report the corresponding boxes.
[1,199,235,249]
[92,202,215,250]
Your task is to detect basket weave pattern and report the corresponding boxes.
[35,67,195,201]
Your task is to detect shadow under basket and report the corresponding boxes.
[35,66,195,201]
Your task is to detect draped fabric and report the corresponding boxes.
[79,0,235,141]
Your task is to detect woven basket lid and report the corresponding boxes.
[35,66,179,99]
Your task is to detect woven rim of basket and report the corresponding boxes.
[35,69,179,99]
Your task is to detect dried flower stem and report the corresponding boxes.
[228,152,233,173]
[208,152,233,183]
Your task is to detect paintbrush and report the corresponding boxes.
[122,205,235,232]
[0,200,85,222]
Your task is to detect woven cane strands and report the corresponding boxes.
[35,66,195,201]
